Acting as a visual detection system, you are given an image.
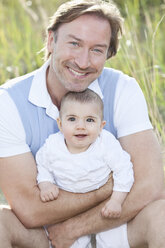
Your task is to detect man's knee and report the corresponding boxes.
[144,200,165,247]
[128,199,165,248]
[0,206,14,246]
[140,199,165,230]
[0,206,12,229]
[0,205,49,248]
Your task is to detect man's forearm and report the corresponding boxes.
[0,153,113,229]
[57,188,142,240]
[34,182,113,227]
[47,181,159,245]
[47,189,140,246]
[13,174,113,228]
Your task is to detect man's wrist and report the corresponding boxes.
[63,217,81,240]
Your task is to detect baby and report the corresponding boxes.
[36,88,134,247]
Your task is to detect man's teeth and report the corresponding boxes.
[69,68,86,76]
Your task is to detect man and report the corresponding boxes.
[0,0,164,248]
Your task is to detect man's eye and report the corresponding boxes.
[70,41,79,47]
[86,118,94,122]
[68,117,76,121]
[92,48,103,54]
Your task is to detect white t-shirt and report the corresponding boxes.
[36,130,134,193]
[0,60,152,157]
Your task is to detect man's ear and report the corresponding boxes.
[56,117,62,132]
[47,30,55,54]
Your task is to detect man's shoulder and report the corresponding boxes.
[99,67,138,92]
[1,70,37,90]
[102,66,123,74]
[101,67,134,81]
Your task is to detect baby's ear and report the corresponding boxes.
[56,118,62,132]
[100,120,106,130]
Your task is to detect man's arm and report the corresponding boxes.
[0,152,113,228]
[48,129,164,246]
[119,129,164,213]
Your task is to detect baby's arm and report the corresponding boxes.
[36,140,60,202]
[102,132,134,218]
[38,181,59,202]
[36,162,59,202]
[101,191,127,218]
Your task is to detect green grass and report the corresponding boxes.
[0,0,44,83]
[106,1,165,146]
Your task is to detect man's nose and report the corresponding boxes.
[75,48,91,69]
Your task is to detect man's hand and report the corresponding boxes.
[48,222,77,248]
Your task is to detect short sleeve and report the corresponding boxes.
[0,90,30,157]
[114,76,153,138]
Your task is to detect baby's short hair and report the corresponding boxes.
[60,89,104,120]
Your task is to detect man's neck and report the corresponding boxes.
[46,66,68,110]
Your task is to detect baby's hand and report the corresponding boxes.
[101,199,122,218]
[39,182,59,202]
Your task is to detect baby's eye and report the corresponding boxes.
[68,117,76,121]
[86,118,94,122]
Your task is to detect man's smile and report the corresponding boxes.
[68,68,87,77]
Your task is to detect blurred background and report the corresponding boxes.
[0,0,165,203]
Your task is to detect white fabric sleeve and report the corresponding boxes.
[36,163,55,184]
[36,140,55,184]
[114,76,153,138]
[103,132,134,192]
[0,90,30,157]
